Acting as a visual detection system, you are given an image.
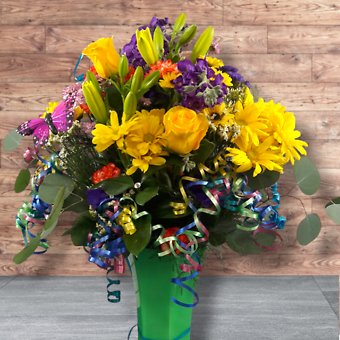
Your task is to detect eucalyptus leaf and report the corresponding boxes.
[93,176,134,195]
[136,186,159,206]
[14,168,31,193]
[297,213,321,246]
[293,157,320,195]
[226,229,275,254]
[39,173,75,204]
[208,213,238,247]
[62,211,96,246]
[123,214,152,256]
[13,234,41,264]
[63,186,88,213]
[325,197,340,225]
[41,186,65,239]
[244,169,280,190]
[192,139,215,165]
[3,129,23,152]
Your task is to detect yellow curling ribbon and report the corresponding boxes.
[115,204,137,235]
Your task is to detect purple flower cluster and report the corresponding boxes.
[86,188,108,210]
[219,65,251,89]
[173,58,228,112]
[122,17,171,69]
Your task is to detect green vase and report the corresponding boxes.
[130,248,200,340]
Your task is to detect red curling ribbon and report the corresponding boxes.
[114,255,124,274]
[253,226,283,250]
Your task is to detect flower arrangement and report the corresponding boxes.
[4,14,324,323]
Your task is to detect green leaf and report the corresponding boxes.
[192,139,215,165]
[226,229,275,254]
[297,213,321,246]
[136,186,159,206]
[106,86,123,114]
[41,186,65,239]
[62,211,96,246]
[123,214,152,256]
[293,157,320,196]
[243,169,280,190]
[39,173,75,204]
[14,168,31,193]
[151,199,193,219]
[325,197,340,225]
[208,214,238,247]
[13,234,42,264]
[143,155,183,180]
[63,186,88,213]
[3,129,23,152]
[93,176,134,195]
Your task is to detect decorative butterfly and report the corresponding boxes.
[17,101,74,147]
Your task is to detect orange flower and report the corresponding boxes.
[147,60,179,77]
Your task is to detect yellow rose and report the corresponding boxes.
[82,37,120,79]
[163,106,209,154]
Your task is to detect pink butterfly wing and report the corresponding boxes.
[51,101,74,132]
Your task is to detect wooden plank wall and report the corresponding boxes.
[0,1,340,278]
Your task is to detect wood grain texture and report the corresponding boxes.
[313,54,340,83]
[255,83,340,111]
[0,55,89,83]
[268,26,340,54]
[0,26,45,53]
[46,25,268,54]
[2,0,223,25]
[294,111,340,140]
[0,83,71,111]
[224,1,340,26]
[220,54,311,83]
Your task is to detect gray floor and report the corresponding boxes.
[0,276,338,340]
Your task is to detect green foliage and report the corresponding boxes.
[106,86,123,114]
[63,186,89,213]
[14,168,31,193]
[13,234,42,264]
[150,199,193,219]
[38,173,75,204]
[325,197,340,225]
[297,214,321,245]
[226,228,276,254]
[3,129,23,152]
[192,139,215,165]
[293,157,320,195]
[41,186,65,239]
[123,214,152,256]
[244,169,280,190]
[136,186,159,206]
[93,176,134,195]
[63,211,96,246]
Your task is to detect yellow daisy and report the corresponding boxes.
[206,56,224,68]
[40,102,59,119]
[159,72,181,88]
[202,102,234,127]
[226,136,285,177]
[92,111,137,153]
[233,101,268,146]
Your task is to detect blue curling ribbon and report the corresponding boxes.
[270,183,286,229]
[127,325,191,340]
[74,54,85,82]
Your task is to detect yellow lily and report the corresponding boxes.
[136,27,159,66]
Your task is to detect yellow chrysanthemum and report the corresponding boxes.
[125,148,167,175]
[243,87,254,106]
[125,109,167,156]
[73,106,84,120]
[226,136,285,177]
[233,101,268,146]
[159,72,181,88]
[40,102,59,118]
[211,69,233,87]
[92,111,137,153]
[202,102,234,127]
[206,56,224,68]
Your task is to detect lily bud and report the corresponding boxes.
[178,24,197,47]
[130,66,144,93]
[140,70,161,92]
[136,27,159,66]
[173,13,186,34]
[86,70,101,95]
[190,26,214,63]
[82,81,108,124]
[153,27,164,60]
[118,54,129,81]
[124,92,137,120]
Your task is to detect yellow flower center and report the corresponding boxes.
[248,150,257,161]
[143,133,155,143]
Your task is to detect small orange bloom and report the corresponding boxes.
[147,60,179,78]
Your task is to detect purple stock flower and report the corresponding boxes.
[219,65,251,88]
[86,188,108,210]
